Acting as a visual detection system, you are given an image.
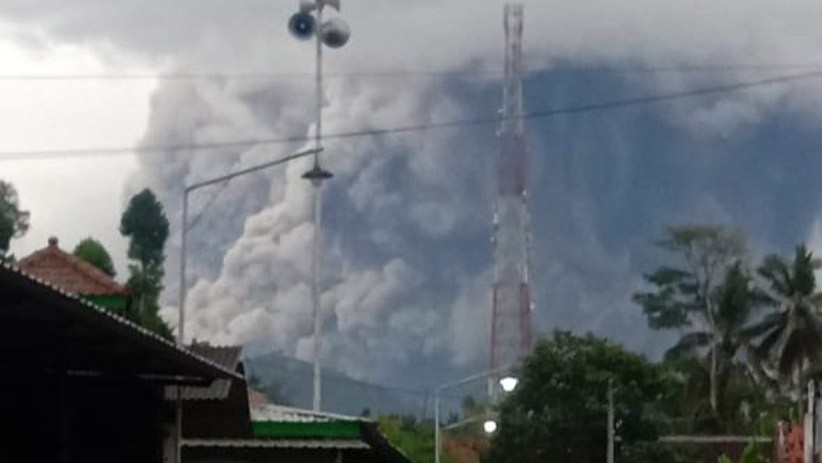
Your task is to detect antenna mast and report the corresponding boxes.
[490,3,533,383]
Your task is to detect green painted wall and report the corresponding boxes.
[83,295,129,313]
[253,421,362,439]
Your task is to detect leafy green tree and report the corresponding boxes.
[634,225,746,414]
[0,180,29,257]
[748,245,822,400]
[121,188,169,265]
[486,332,671,463]
[120,188,171,338]
[73,237,116,277]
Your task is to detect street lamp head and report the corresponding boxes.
[290,1,350,47]
[288,11,316,40]
[302,163,334,186]
[483,419,498,434]
[320,17,351,48]
[499,376,519,392]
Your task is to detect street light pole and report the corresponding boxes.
[178,190,189,345]
[434,364,518,463]
[175,182,189,463]
[294,0,348,413]
[308,4,326,410]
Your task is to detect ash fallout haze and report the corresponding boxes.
[4,0,822,393]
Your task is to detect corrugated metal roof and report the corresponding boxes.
[251,404,372,423]
[165,344,243,400]
[182,439,370,449]
[0,263,241,381]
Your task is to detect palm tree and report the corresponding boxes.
[749,245,822,399]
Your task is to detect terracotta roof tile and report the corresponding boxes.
[17,237,128,296]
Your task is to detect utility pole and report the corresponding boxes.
[607,379,615,463]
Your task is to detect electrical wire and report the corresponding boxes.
[0,70,493,81]
[186,182,231,232]
[3,63,822,82]
[3,68,822,162]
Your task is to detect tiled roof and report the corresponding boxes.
[18,237,127,296]
[165,343,243,401]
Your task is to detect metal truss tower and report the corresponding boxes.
[490,3,533,377]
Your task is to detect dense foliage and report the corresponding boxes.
[633,225,748,418]
[634,224,816,433]
[120,188,172,338]
[481,224,819,463]
[0,180,29,256]
[73,237,116,277]
[486,332,673,463]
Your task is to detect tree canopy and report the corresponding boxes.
[120,188,172,339]
[0,180,29,256]
[120,188,169,266]
[633,225,750,418]
[486,331,670,463]
[635,224,808,435]
[73,237,116,277]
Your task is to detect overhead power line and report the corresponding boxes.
[0,70,492,81]
[3,63,822,82]
[3,68,822,162]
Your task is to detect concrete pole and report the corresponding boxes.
[435,388,441,463]
[310,1,325,413]
[175,188,190,463]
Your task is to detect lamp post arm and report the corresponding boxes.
[184,147,322,194]
[435,363,518,393]
[442,415,484,432]
[433,362,518,463]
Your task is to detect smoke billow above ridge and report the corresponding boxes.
[6,1,822,385]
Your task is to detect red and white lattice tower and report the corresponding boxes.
[490,3,533,378]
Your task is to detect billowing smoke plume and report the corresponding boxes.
[6,0,822,385]
[131,73,496,383]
